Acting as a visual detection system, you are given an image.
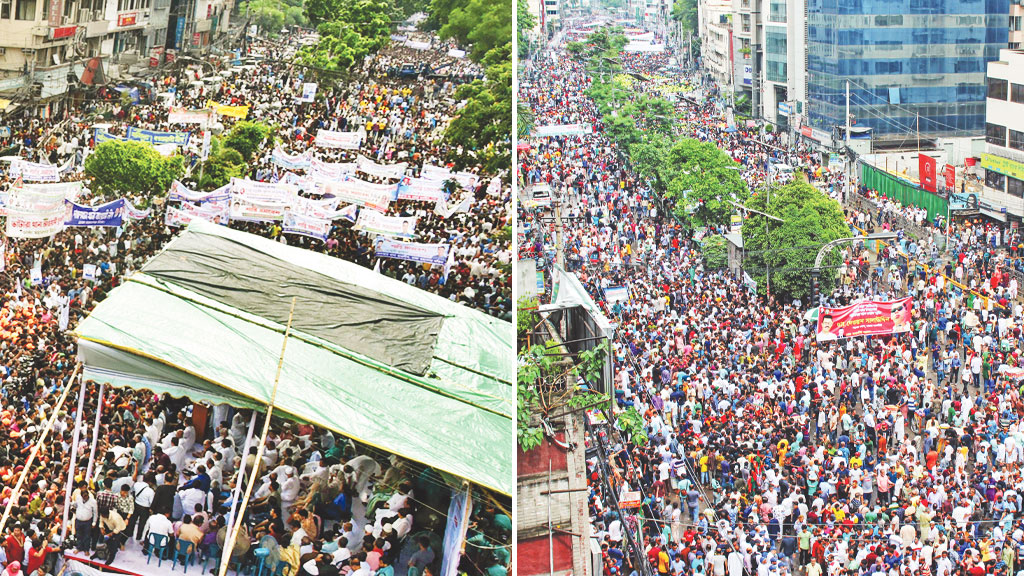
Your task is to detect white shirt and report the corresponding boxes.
[143,514,174,540]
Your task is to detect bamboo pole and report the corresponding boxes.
[218,297,297,576]
[0,362,81,535]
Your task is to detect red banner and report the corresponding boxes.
[117,12,137,26]
[919,154,937,193]
[50,25,76,39]
[944,164,955,190]
[816,297,913,341]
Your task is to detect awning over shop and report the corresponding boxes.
[73,219,514,495]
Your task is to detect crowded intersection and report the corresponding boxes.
[0,4,513,576]
[518,16,1024,576]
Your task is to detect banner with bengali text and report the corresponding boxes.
[816,297,914,341]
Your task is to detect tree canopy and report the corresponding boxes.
[222,121,275,163]
[299,0,393,75]
[84,141,185,198]
[740,177,848,302]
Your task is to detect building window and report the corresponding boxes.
[1012,129,1024,151]
[987,122,1007,146]
[987,169,1006,191]
[1013,83,1024,104]
[0,0,10,18]
[13,0,33,19]
[1010,177,1024,198]
[1013,15,1022,31]
[989,77,1009,100]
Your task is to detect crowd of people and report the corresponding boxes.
[521,23,1024,576]
[0,20,511,576]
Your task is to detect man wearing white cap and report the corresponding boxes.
[280,466,300,516]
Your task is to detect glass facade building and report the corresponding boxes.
[807,0,1009,142]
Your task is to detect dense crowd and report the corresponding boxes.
[0,24,511,576]
[521,26,1024,576]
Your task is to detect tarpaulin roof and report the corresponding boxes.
[73,219,514,495]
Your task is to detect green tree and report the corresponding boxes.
[517,0,536,56]
[663,139,747,228]
[240,0,286,34]
[671,0,698,31]
[740,177,848,301]
[517,102,534,139]
[304,0,340,26]
[701,235,728,269]
[84,140,185,197]
[439,0,511,61]
[199,141,246,190]
[222,121,275,163]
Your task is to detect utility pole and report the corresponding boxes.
[845,79,851,204]
[554,198,565,269]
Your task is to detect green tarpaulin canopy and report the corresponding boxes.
[74,219,514,495]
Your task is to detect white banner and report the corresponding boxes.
[164,206,194,227]
[6,206,65,238]
[434,195,474,219]
[169,180,231,203]
[229,197,287,222]
[357,155,408,180]
[9,182,78,210]
[397,177,447,203]
[9,159,60,182]
[533,124,594,137]
[353,209,417,239]
[126,202,152,220]
[421,165,479,190]
[168,107,212,126]
[283,212,331,241]
[322,178,395,212]
[310,157,356,181]
[298,82,318,103]
[180,200,229,224]
[292,195,340,220]
[315,129,363,149]
[440,488,473,576]
[405,40,431,50]
[231,178,297,204]
[374,238,450,266]
[271,147,313,170]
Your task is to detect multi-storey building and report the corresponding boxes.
[981,48,1024,219]
[805,0,1008,146]
[699,0,734,87]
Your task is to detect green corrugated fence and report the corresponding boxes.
[860,162,948,221]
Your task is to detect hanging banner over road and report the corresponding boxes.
[816,297,913,341]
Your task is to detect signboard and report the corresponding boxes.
[50,25,76,40]
[619,490,642,509]
[742,64,752,86]
[48,0,62,27]
[944,164,955,190]
[117,11,137,26]
[816,297,913,341]
[981,153,1024,181]
[919,154,937,193]
[778,102,793,117]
